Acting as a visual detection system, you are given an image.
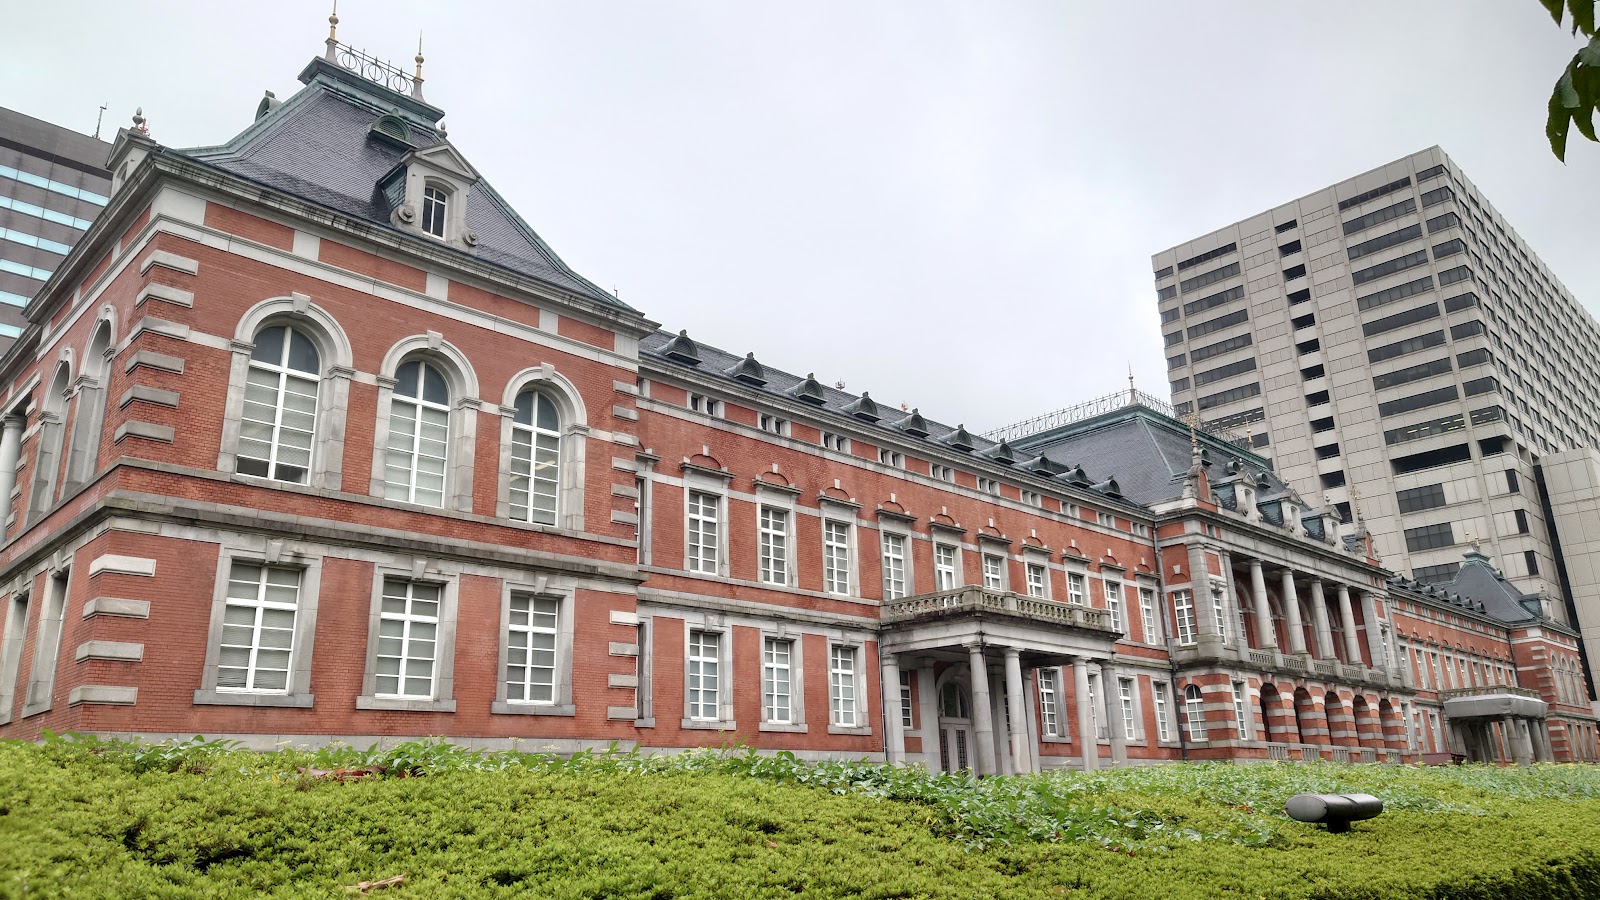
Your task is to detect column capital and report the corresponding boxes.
[1,415,23,432]
[1002,646,1021,660]
[1249,557,1264,570]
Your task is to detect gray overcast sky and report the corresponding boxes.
[5,2,1598,432]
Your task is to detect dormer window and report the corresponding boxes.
[422,185,449,238]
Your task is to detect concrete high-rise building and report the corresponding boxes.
[0,106,112,346]
[1153,147,1600,647]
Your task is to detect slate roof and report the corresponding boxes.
[179,59,628,310]
[640,328,1269,511]
[1390,552,1549,626]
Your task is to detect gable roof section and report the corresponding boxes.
[181,63,628,310]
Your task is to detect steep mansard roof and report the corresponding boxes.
[180,57,629,310]
[1388,551,1562,629]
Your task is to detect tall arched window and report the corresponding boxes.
[239,324,320,483]
[508,389,561,525]
[422,185,449,239]
[384,359,450,506]
[1185,685,1208,740]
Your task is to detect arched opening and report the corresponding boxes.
[935,675,973,774]
[1325,691,1359,748]
[1185,684,1208,741]
[1352,694,1382,749]
[1378,698,1405,750]
[382,358,452,506]
[1261,683,1299,744]
[64,318,114,491]
[27,359,73,520]
[498,368,588,532]
[238,323,322,484]
[1294,686,1324,748]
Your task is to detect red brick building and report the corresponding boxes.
[0,43,1591,768]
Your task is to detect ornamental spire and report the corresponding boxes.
[325,0,339,61]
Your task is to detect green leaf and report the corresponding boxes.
[1560,69,1583,108]
[1549,85,1573,161]
[1575,104,1597,143]
[1571,0,1597,36]
[1579,33,1600,66]
[1542,0,1566,26]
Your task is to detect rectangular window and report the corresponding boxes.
[1139,587,1157,642]
[1320,471,1347,489]
[1186,308,1249,339]
[977,477,1000,495]
[879,449,904,468]
[1104,579,1124,632]
[930,463,954,482]
[982,554,1005,590]
[1190,332,1253,363]
[505,593,559,704]
[1363,302,1441,337]
[1369,329,1447,364]
[1425,211,1460,232]
[1026,562,1048,598]
[1302,364,1327,380]
[687,393,722,417]
[900,670,914,728]
[1432,239,1466,260]
[1438,265,1472,286]
[1373,357,1453,391]
[1186,686,1208,741]
[1287,287,1312,305]
[1443,292,1479,312]
[22,571,69,713]
[1193,357,1257,387]
[1120,677,1137,741]
[1421,185,1453,207]
[759,506,790,585]
[1525,550,1540,575]
[762,637,794,724]
[1279,240,1302,256]
[1515,508,1530,534]
[1021,489,1043,507]
[1276,219,1298,232]
[1182,284,1245,317]
[1311,416,1336,433]
[1039,668,1061,737]
[687,630,721,721]
[1404,522,1456,552]
[218,562,301,693]
[1212,588,1228,641]
[375,578,441,699]
[881,533,909,599]
[758,413,788,436]
[686,491,720,574]
[1378,386,1459,418]
[1347,223,1423,260]
[1357,275,1434,312]
[1198,382,1261,410]
[1290,313,1316,330]
[1157,285,1178,302]
[823,519,852,595]
[1178,261,1241,294]
[830,645,858,727]
[1153,683,1172,741]
[1339,176,1412,211]
[1068,572,1086,605]
[821,432,850,453]
[1391,442,1473,474]
[1177,243,1238,271]
[1342,197,1417,236]
[1351,250,1429,286]
[934,544,958,591]
[1396,483,1447,513]
[1232,682,1249,739]
[1384,414,1467,446]
[1282,263,1307,281]
[1506,469,1521,494]
[1305,390,1330,407]
[1173,590,1196,646]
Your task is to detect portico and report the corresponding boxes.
[879,584,1121,775]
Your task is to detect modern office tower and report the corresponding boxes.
[0,107,112,345]
[1153,147,1600,634]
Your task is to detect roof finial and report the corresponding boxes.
[325,0,340,61]
[1127,364,1136,405]
[131,107,149,136]
[411,31,427,100]
[1471,531,1482,552]
[1184,410,1199,446]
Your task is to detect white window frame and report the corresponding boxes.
[981,553,1006,591]
[1119,677,1138,741]
[686,489,724,575]
[496,368,588,532]
[821,431,850,453]
[881,530,910,600]
[1139,585,1159,643]
[1173,590,1197,646]
[1067,569,1087,605]
[763,636,796,725]
[238,325,323,485]
[685,627,729,726]
[194,545,323,709]
[1087,673,1106,740]
[687,392,722,417]
[492,584,575,716]
[879,448,904,468]
[375,350,477,510]
[934,543,960,591]
[19,567,70,718]
[1153,681,1172,742]
[829,643,860,729]
[758,504,792,586]
[357,568,460,712]
[422,183,449,238]
[758,413,789,436]
[1232,681,1249,740]
[1038,667,1063,737]
[931,463,954,482]
[1103,574,1125,632]
[1185,684,1208,741]
[506,389,564,526]
[1211,586,1229,643]
[1025,561,1049,599]
[823,518,853,596]
[977,477,1000,495]
[899,670,914,729]
[372,577,444,701]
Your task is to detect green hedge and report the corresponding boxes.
[4,736,1600,898]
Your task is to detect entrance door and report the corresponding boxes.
[937,680,974,773]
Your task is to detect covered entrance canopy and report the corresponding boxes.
[879,586,1122,775]
[1442,686,1552,764]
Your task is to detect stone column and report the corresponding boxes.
[1219,550,1247,658]
[1249,558,1276,650]
[1360,592,1389,670]
[1282,571,1308,655]
[1187,541,1221,641]
[0,415,24,539]
[967,644,998,776]
[989,665,1011,775]
[917,661,940,770]
[1337,585,1363,664]
[1100,663,1128,765]
[1309,579,1336,659]
[1073,657,1097,771]
[1003,648,1029,775]
[1540,722,1555,762]
[1021,669,1041,773]
[881,653,905,766]
[1513,719,1535,765]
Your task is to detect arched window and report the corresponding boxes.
[508,389,561,525]
[239,324,321,483]
[939,682,970,719]
[1185,685,1207,740]
[27,359,72,521]
[422,184,449,239]
[64,317,114,492]
[384,359,451,506]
